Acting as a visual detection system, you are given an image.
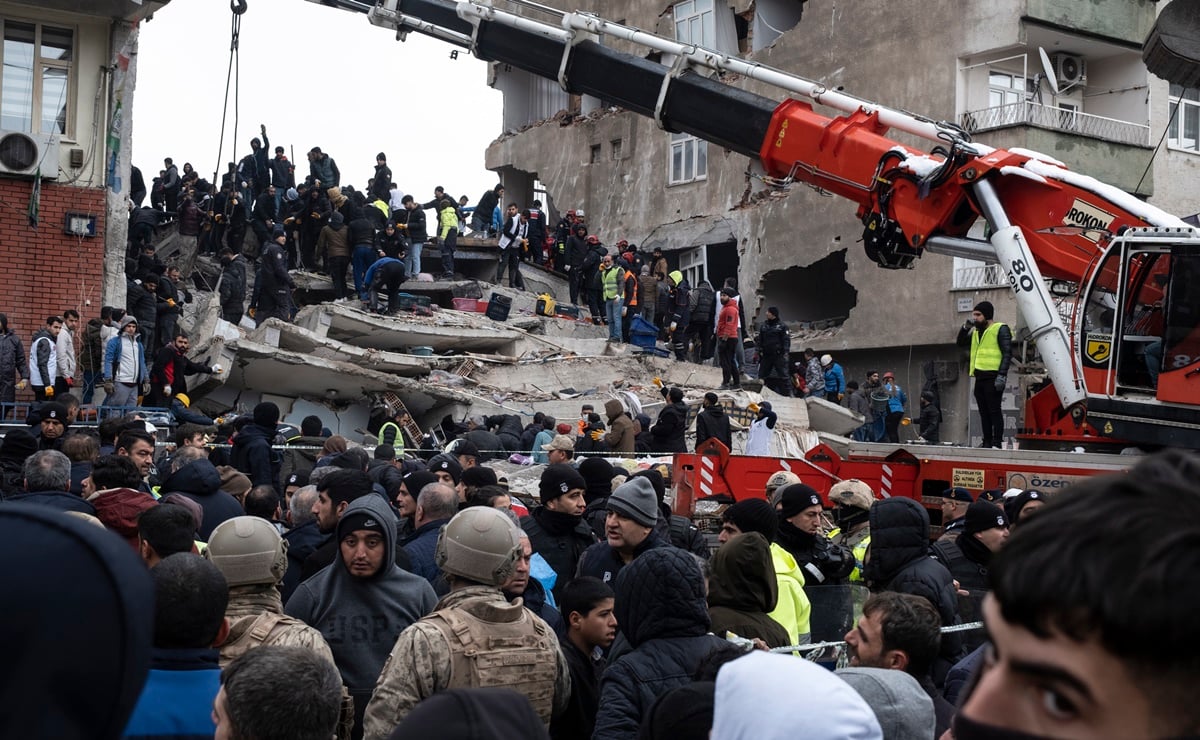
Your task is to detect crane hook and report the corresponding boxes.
[231,0,248,15]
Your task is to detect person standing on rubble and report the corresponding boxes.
[756,307,791,396]
[665,271,691,361]
[256,226,295,326]
[650,386,689,454]
[717,288,741,389]
[600,253,624,342]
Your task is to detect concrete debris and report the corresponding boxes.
[168,223,848,450]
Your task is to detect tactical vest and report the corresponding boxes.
[425,596,560,725]
[828,527,871,583]
[969,322,1006,374]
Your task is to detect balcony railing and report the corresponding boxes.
[961,101,1149,147]
[953,263,1008,290]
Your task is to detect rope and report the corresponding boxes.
[213,1,245,185]
[767,621,984,655]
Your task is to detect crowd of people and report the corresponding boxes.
[3,374,1197,739]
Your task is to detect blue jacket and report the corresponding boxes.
[885,382,907,413]
[102,334,148,383]
[122,648,221,739]
[364,257,404,287]
[823,362,845,395]
[401,517,451,587]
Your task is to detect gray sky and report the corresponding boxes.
[133,0,503,203]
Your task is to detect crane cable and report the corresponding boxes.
[213,0,248,186]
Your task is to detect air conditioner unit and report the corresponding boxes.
[0,130,59,179]
[1052,53,1087,87]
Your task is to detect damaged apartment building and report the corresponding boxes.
[482,0,1200,443]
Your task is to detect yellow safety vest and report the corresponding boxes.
[969,322,1005,374]
[829,527,871,583]
[602,266,623,301]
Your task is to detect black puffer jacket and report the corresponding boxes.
[575,533,669,585]
[159,458,245,540]
[864,497,963,676]
[593,548,727,740]
[230,423,279,490]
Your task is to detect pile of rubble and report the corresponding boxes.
[161,224,860,457]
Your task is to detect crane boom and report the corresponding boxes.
[315,0,1200,448]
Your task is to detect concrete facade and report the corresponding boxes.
[483,0,1197,445]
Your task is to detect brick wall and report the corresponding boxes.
[0,176,106,383]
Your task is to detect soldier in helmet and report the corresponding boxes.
[363,507,570,737]
[764,470,800,506]
[205,516,337,669]
[826,479,875,583]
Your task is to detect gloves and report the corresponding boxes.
[44,386,54,398]
[669,322,677,333]
[994,375,1007,392]
[210,364,222,375]
[963,320,974,332]
[590,430,603,441]
[141,382,150,396]
[102,380,113,394]
[652,377,664,388]
[563,265,570,272]
[621,307,627,317]
[164,385,172,396]
[16,379,26,391]
[167,298,177,307]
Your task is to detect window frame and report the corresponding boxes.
[0,17,76,139]
[1168,83,1200,154]
[668,131,707,186]
[673,0,716,48]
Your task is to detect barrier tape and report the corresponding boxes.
[767,620,984,655]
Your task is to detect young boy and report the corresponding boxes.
[551,577,617,740]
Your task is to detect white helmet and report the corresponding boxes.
[820,354,833,367]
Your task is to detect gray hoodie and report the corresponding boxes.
[285,495,437,705]
[835,667,934,740]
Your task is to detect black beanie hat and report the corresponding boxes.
[539,464,587,502]
[723,498,779,541]
[1006,489,1045,522]
[0,428,39,462]
[632,468,666,504]
[253,402,280,428]
[39,402,70,427]
[578,457,615,500]
[973,301,994,320]
[963,499,1008,536]
[777,483,824,519]
[400,470,438,498]
[428,454,463,485]
[460,465,498,489]
[338,510,389,540]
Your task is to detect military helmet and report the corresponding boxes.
[828,479,875,511]
[765,471,801,504]
[434,507,522,586]
[205,516,289,586]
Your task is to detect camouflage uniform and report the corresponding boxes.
[362,585,570,739]
[219,585,336,668]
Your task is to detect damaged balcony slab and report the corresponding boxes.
[295,303,526,354]
[249,319,464,377]
[803,395,861,436]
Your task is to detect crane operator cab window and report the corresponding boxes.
[1081,241,1200,401]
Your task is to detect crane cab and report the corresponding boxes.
[1075,227,1200,446]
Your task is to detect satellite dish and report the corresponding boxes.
[1039,47,1060,95]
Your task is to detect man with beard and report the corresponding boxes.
[146,332,220,408]
[772,483,854,592]
[286,494,436,738]
[956,300,1012,449]
[521,464,596,602]
[756,306,791,395]
[576,477,668,584]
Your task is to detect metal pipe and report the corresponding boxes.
[923,235,999,263]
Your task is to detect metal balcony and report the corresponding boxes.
[953,263,1008,290]
[960,101,1149,147]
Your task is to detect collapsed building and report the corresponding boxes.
[157,224,859,478]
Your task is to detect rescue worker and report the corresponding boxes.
[745,401,778,456]
[764,470,800,506]
[938,487,973,541]
[362,507,570,736]
[956,300,1013,449]
[827,478,874,582]
[28,316,62,402]
[931,500,1009,651]
[821,353,845,403]
[665,270,691,361]
[756,306,791,396]
[600,253,624,342]
[205,516,337,669]
[773,483,854,590]
[601,398,636,456]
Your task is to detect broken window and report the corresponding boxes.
[668,132,707,185]
[611,138,622,160]
[493,65,570,131]
[590,144,602,164]
[760,250,857,326]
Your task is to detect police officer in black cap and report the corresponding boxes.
[938,487,973,542]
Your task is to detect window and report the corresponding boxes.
[1168,83,1200,153]
[1,20,72,136]
[611,139,622,160]
[589,144,602,164]
[669,132,707,185]
[674,0,715,47]
[678,246,706,289]
[987,71,1030,108]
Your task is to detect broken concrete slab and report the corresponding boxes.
[250,319,462,376]
[804,396,862,437]
[295,302,526,354]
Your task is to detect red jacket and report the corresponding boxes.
[717,300,739,340]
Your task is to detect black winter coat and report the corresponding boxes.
[230,423,279,491]
[219,255,247,308]
[592,548,728,739]
[159,458,244,540]
[521,507,596,602]
[694,406,731,450]
[650,401,689,454]
[864,497,963,676]
[126,280,157,330]
[575,533,670,585]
